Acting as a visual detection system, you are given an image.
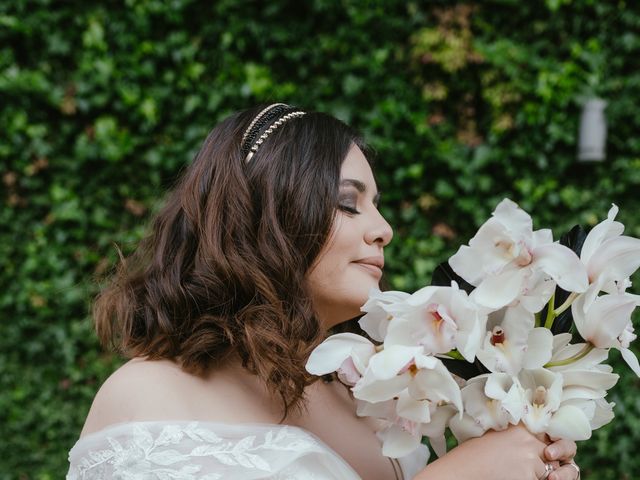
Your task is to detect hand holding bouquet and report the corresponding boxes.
[306,199,640,460]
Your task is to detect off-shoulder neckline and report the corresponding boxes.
[75,419,318,445]
[69,419,362,476]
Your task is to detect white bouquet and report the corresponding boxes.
[306,199,640,460]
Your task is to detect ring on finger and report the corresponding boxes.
[539,463,555,480]
[563,462,580,480]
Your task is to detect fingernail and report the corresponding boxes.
[547,446,557,459]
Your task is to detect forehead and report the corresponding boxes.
[340,145,376,187]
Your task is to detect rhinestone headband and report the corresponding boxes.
[241,103,288,145]
[241,103,306,163]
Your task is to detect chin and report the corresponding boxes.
[343,288,376,319]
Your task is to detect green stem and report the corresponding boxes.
[444,350,465,361]
[554,292,579,316]
[544,343,594,368]
[544,291,556,329]
[534,311,541,328]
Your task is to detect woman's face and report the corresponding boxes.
[307,144,393,329]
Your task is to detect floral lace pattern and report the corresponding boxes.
[66,421,362,479]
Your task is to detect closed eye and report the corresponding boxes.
[338,204,360,215]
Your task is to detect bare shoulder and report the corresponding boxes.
[80,358,188,437]
[79,357,283,438]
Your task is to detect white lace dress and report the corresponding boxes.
[66,421,429,479]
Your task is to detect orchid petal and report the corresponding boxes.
[427,436,447,459]
[522,327,554,369]
[471,219,518,271]
[421,405,457,439]
[404,286,440,306]
[493,198,533,237]
[562,398,597,424]
[547,405,592,441]
[580,204,623,265]
[552,333,573,352]
[561,369,619,391]
[396,391,431,424]
[547,371,565,412]
[588,236,640,284]
[561,386,607,402]
[531,243,588,293]
[572,294,636,348]
[549,346,609,372]
[410,362,463,414]
[461,379,512,431]
[624,291,640,306]
[580,282,602,316]
[369,345,423,380]
[484,373,523,422]
[353,372,411,403]
[620,347,640,377]
[359,289,411,341]
[453,306,487,362]
[384,318,418,347]
[305,333,374,375]
[471,268,528,309]
[380,425,421,458]
[449,245,485,286]
[532,228,554,247]
[421,406,456,457]
[337,358,363,385]
[356,399,394,419]
[449,413,487,443]
[590,398,616,429]
[519,274,556,313]
[414,354,438,370]
[484,372,513,400]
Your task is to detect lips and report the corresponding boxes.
[352,256,384,277]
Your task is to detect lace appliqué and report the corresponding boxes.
[67,423,320,480]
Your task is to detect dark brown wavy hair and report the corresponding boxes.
[93,106,368,417]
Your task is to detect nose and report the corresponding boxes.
[365,210,393,247]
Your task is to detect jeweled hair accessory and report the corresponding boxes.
[241,103,306,163]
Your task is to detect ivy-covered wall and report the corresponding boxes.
[1,1,638,478]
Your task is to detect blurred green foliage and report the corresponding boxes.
[1,0,639,478]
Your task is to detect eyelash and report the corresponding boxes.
[338,205,361,215]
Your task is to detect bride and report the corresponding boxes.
[68,104,580,480]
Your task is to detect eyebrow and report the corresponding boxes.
[340,178,381,204]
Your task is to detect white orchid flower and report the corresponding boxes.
[407,357,464,414]
[580,204,640,305]
[448,372,524,443]
[559,397,615,430]
[466,373,523,430]
[357,393,426,458]
[448,411,487,444]
[419,404,458,457]
[518,368,592,441]
[546,333,620,400]
[571,291,640,377]
[305,333,376,385]
[547,333,609,371]
[382,282,488,362]
[476,305,553,375]
[359,288,411,342]
[449,198,588,310]
[357,392,455,458]
[558,365,619,403]
[353,352,463,417]
[607,278,640,306]
[517,270,558,313]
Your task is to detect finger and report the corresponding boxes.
[545,439,577,461]
[548,463,580,480]
[535,460,560,480]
